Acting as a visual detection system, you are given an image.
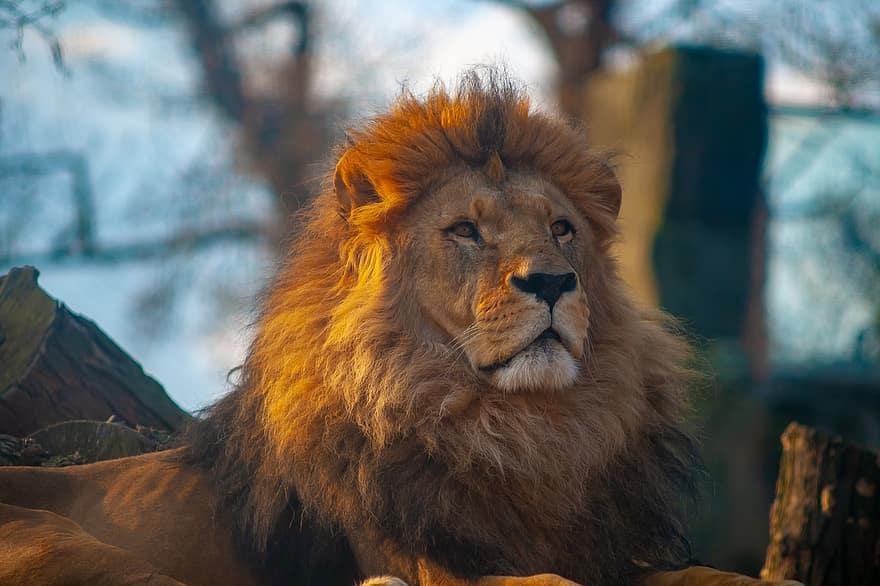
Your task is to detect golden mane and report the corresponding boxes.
[184,70,700,585]
[333,70,620,242]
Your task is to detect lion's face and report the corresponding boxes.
[400,169,591,392]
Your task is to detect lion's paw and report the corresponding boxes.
[477,574,582,586]
[360,576,409,586]
[642,567,804,586]
[518,574,581,586]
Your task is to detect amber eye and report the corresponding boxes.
[551,219,574,240]
[448,221,479,239]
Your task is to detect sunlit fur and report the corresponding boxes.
[186,69,700,585]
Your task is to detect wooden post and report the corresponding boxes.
[0,266,190,436]
[581,48,771,566]
[762,423,880,585]
[580,47,767,336]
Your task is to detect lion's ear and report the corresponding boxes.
[334,151,380,218]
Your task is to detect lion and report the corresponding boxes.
[0,70,799,586]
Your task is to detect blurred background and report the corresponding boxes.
[1,0,878,576]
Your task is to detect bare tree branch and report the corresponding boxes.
[484,0,617,115]
[1,219,268,266]
[0,150,93,253]
[230,1,308,55]
[624,0,880,108]
[0,150,269,266]
[173,0,246,121]
[766,121,839,198]
[840,208,880,271]
[172,0,310,122]
[0,0,68,72]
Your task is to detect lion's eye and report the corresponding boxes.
[448,221,479,240]
[551,219,574,240]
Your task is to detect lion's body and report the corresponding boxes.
[0,452,794,586]
[0,71,796,586]
[173,72,699,585]
[0,450,266,585]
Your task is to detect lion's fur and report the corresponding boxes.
[184,70,701,585]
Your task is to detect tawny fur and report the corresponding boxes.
[184,70,701,585]
[0,69,803,586]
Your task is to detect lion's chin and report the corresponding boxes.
[488,339,579,392]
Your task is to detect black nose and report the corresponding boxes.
[510,272,577,308]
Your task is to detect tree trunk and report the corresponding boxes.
[762,422,880,585]
[0,266,190,436]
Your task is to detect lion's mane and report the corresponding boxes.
[185,70,700,585]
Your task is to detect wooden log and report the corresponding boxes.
[0,420,172,467]
[0,266,190,436]
[762,423,880,585]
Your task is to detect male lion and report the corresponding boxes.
[1,72,797,586]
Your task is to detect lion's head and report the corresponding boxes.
[396,169,589,392]
[188,70,699,585]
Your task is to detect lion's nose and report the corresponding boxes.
[510,272,577,308]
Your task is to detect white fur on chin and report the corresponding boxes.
[491,340,579,392]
